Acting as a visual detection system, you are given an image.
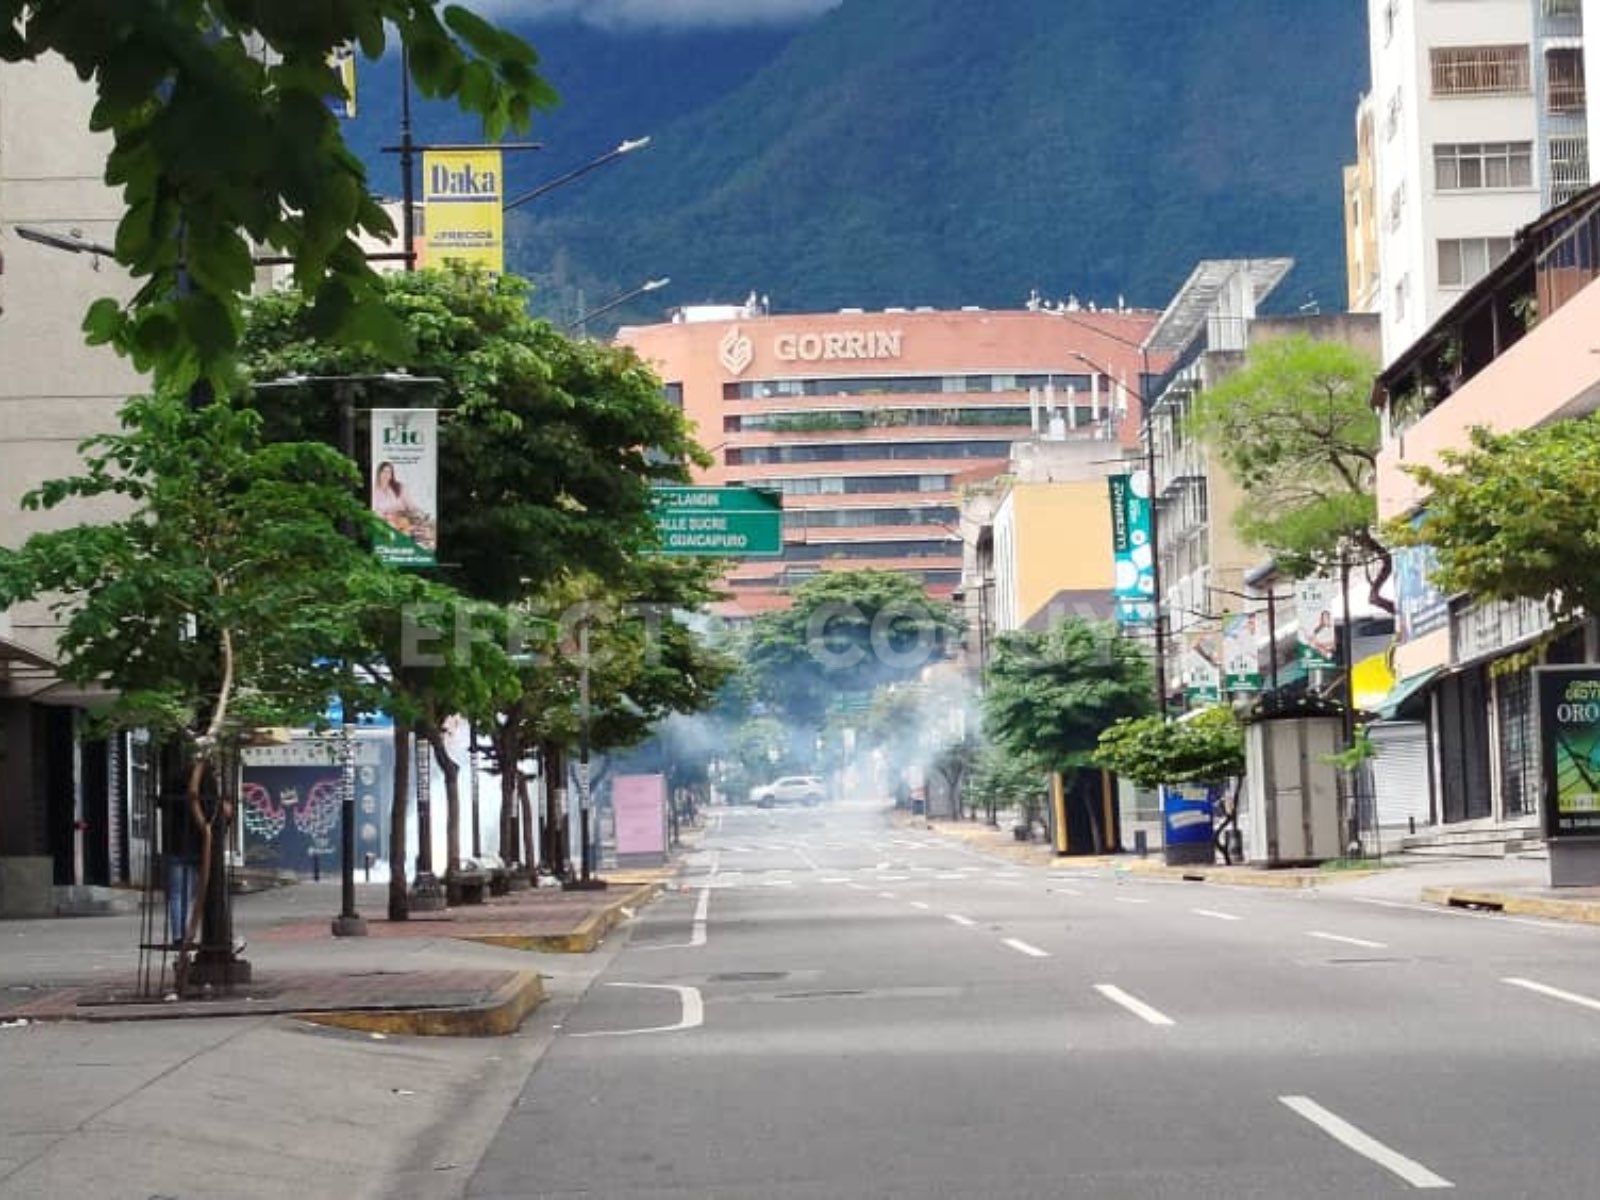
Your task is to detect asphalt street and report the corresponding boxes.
[468,799,1600,1199]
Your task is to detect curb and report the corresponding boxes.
[463,881,663,954]
[1119,859,1372,889]
[297,970,546,1038]
[1419,885,1600,925]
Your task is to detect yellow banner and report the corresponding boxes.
[422,148,504,274]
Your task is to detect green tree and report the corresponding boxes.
[983,619,1154,776]
[966,742,1046,828]
[1094,706,1245,789]
[1188,335,1393,611]
[982,619,1153,848]
[243,268,704,601]
[4,2,554,383]
[0,393,388,988]
[746,569,960,729]
[1396,415,1600,632]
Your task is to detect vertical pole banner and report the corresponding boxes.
[1294,576,1340,669]
[1185,634,1222,704]
[1107,472,1155,625]
[1222,613,1262,693]
[371,409,439,567]
[422,148,504,273]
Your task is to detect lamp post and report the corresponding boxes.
[253,370,445,933]
[1070,348,1168,717]
[504,137,652,214]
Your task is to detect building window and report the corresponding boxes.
[1386,180,1406,231]
[1433,141,1532,190]
[1437,237,1513,288]
[1546,46,1586,114]
[1383,0,1398,45]
[1394,273,1409,321]
[1385,88,1403,140]
[1429,45,1531,97]
[1548,135,1591,206]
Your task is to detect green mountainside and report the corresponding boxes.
[359,1,1369,327]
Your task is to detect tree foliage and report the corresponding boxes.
[1188,335,1392,610]
[1095,706,1245,789]
[2,1,555,384]
[746,569,960,728]
[243,268,705,603]
[1395,415,1600,629]
[982,618,1153,776]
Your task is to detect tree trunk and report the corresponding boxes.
[389,721,411,921]
[540,742,566,876]
[495,727,520,866]
[517,771,537,879]
[425,723,462,878]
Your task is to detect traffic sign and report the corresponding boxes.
[650,486,783,558]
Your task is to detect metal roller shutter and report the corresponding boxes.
[1369,721,1431,831]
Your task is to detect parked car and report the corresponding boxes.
[750,775,827,808]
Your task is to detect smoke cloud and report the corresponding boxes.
[463,0,844,31]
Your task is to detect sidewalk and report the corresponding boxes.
[1,870,666,1034]
[910,811,1600,923]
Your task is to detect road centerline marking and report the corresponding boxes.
[1279,1095,1453,1189]
[1114,896,1152,905]
[1002,937,1050,958]
[908,900,931,910]
[946,914,976,927]
[1192,908,1242,922]
[1308,930,1386,950]
[1094,984,1174,1026]
[1503,976,1600,1013]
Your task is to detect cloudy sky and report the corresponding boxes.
[466,0,844,30]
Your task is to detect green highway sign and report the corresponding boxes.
[650,486,783,557]
[652,485,782,513]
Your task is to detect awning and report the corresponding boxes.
[1373,667,1441,721]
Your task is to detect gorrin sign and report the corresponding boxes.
[774,330,903,364]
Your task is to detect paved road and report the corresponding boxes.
[469,800,1600,1199]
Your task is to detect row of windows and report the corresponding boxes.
[781,506,959,530]
[725,373,1106,401]
[727,440,1013,466]
[783,540,957,563]
[1438,236,1512,288]
[729,474,952,496]
[733,568,962,589]
[724,406,1035,434]
[1434,142,1531,191]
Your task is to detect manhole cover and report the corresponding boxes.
[709,971,788,982]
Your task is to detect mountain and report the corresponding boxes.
[353,1,1368,327]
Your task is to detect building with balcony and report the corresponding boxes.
[618,301,1158,614]
[1374,183,1600,835]
[1365,0,1589,364]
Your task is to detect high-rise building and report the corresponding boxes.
[618,300,1158,614]
[1364,0,1589,363]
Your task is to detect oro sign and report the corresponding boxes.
[650,486,782,558]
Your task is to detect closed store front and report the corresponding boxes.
[1437,667,1492,823]
[1370,722,1431,831]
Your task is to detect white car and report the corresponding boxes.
[750,775,827,808]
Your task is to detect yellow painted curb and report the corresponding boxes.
[1420,885,1600,925]
[297,970,545,1038]
[462,881,663,955]
[1120,859,1348,889]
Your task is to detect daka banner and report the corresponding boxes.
[1536,666,1600,840]
[1294,577,1340,669]
[422,148,504,273]
[371,409,439,568]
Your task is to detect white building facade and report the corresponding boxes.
[1368,0,1588,364]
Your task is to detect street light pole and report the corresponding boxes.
[503,137,651,213]
[565,276,671,336]
[1072,349,1168,717]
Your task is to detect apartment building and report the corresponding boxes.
[618,301,1157,614]
[1366,0,1589,364]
